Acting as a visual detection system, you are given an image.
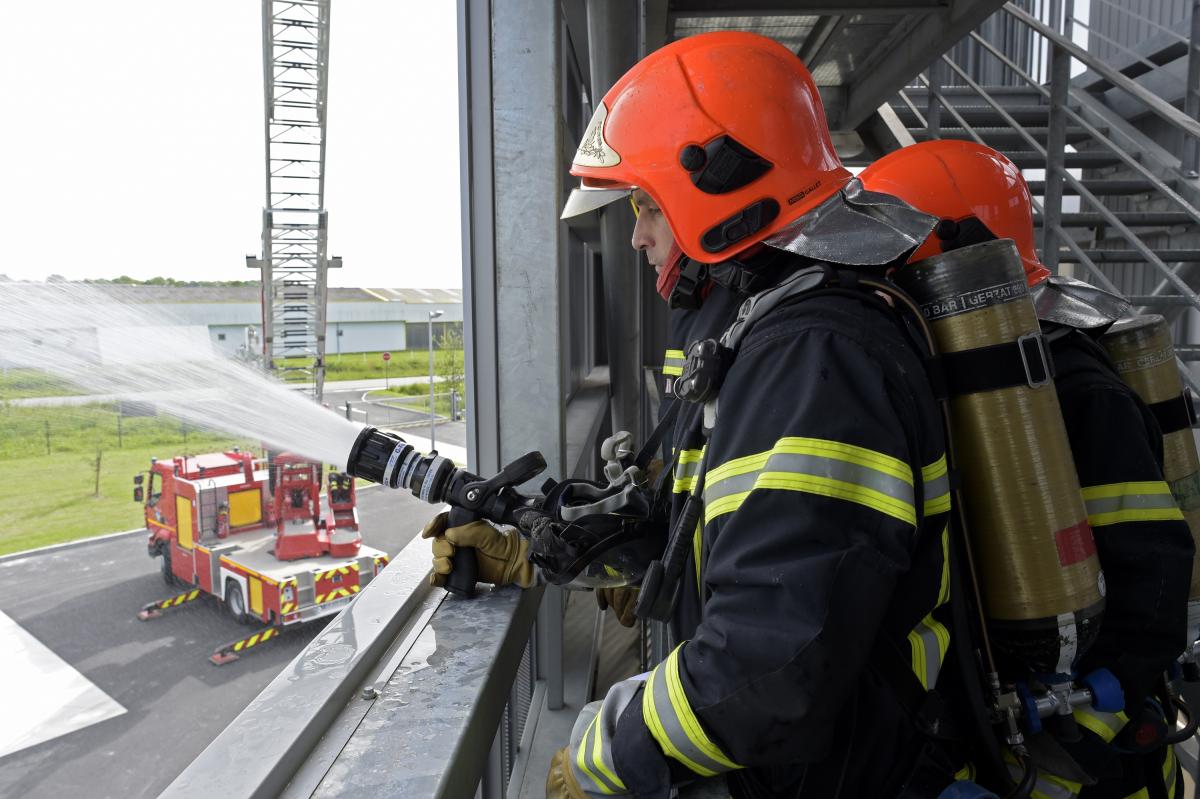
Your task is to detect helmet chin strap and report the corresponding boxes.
[665,243,790,310]
[656,243,687,302]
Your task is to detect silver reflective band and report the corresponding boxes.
[704,451,914,510]
[560,186,631,219]
[420,456,447,503]
[382,443,407,488]
[398,450,421,491]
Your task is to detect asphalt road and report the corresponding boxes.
[0,485,440,799]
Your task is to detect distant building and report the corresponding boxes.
[83,285,463,358]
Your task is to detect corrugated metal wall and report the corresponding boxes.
[1088,0,1191,58]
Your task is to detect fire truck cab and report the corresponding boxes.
[134,449,387,631]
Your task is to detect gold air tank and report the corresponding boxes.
[894,240,1105,677]
[1101,315,1200,638]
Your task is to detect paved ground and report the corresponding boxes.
[0,486,440,799]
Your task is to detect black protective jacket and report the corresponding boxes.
[588,279,957,798]
[1050,329,1193,799]
[1053,329,1193,709]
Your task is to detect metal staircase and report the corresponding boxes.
[883,0,1200,388]
[248,0,339,402]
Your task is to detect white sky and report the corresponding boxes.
[1,1,462,288]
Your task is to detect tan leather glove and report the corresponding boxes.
[546,746,588,799]
[595,586,639,627]
[421,511,536,589]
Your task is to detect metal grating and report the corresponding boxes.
[808,16,906,84]
[670,14,820,51]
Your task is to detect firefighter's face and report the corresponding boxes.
[630,189,674,277]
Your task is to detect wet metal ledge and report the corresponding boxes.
[161,532,542,798]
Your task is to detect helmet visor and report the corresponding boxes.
[560,186,631,220]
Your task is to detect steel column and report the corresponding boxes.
[925,62,943,141]
[1186,0,1200,177]
[458,0,499,475]
[587,0,643,442]
[1042,0,1072,272]
[537,584,566,710]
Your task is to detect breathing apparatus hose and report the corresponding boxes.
[1006,751,1037,799]
[861,279,1031,798]
[1163,694,1199,745]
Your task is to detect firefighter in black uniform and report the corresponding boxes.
[545,32,967,798]
[861,139,1194,799]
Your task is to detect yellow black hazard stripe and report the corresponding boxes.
[1081,481,1183,527]
[279,579,298,614]
[315,585,360,605]
[154,588,201,610]
[318,564,357,581]
[663,349,686,378]
[703,436,918,526]
[642,645,740,777]
[233,626,277,653]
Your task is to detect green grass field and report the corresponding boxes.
[368,385,463,418]
[0,348,465,554]
[0,369,83,400]
[0,402,249,555]
[280,349,463,382]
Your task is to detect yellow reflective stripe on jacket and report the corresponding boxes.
[642,645,741,777]
[1081,481,1184,527]
[905,524,952,690]
[907,615,950,691]
[664,349,686,377]
[1164,744,1177,799]
[1073,706,1128,744]
[703,437,916,526]
[923,455,952,516]
[693,518,703,599]
[1004,751,1081,799]
[937,524,951,606]
[574,711,626,794]
[674,448,704,494]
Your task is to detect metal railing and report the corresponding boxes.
[902,0,1200,393]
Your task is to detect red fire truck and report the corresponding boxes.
[133,448,387,664]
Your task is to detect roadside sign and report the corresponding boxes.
[382,352,391,361]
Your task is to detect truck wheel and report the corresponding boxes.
[161,546,177,586]
[225,580,250,625]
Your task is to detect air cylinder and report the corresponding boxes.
[894,239,1105,677]
[1101,315,1200,640]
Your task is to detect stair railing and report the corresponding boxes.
[906,0,1200,392]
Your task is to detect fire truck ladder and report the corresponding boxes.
[247,0,340,402]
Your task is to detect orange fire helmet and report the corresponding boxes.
[858,139,1051,286]
[561,31,851,264]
